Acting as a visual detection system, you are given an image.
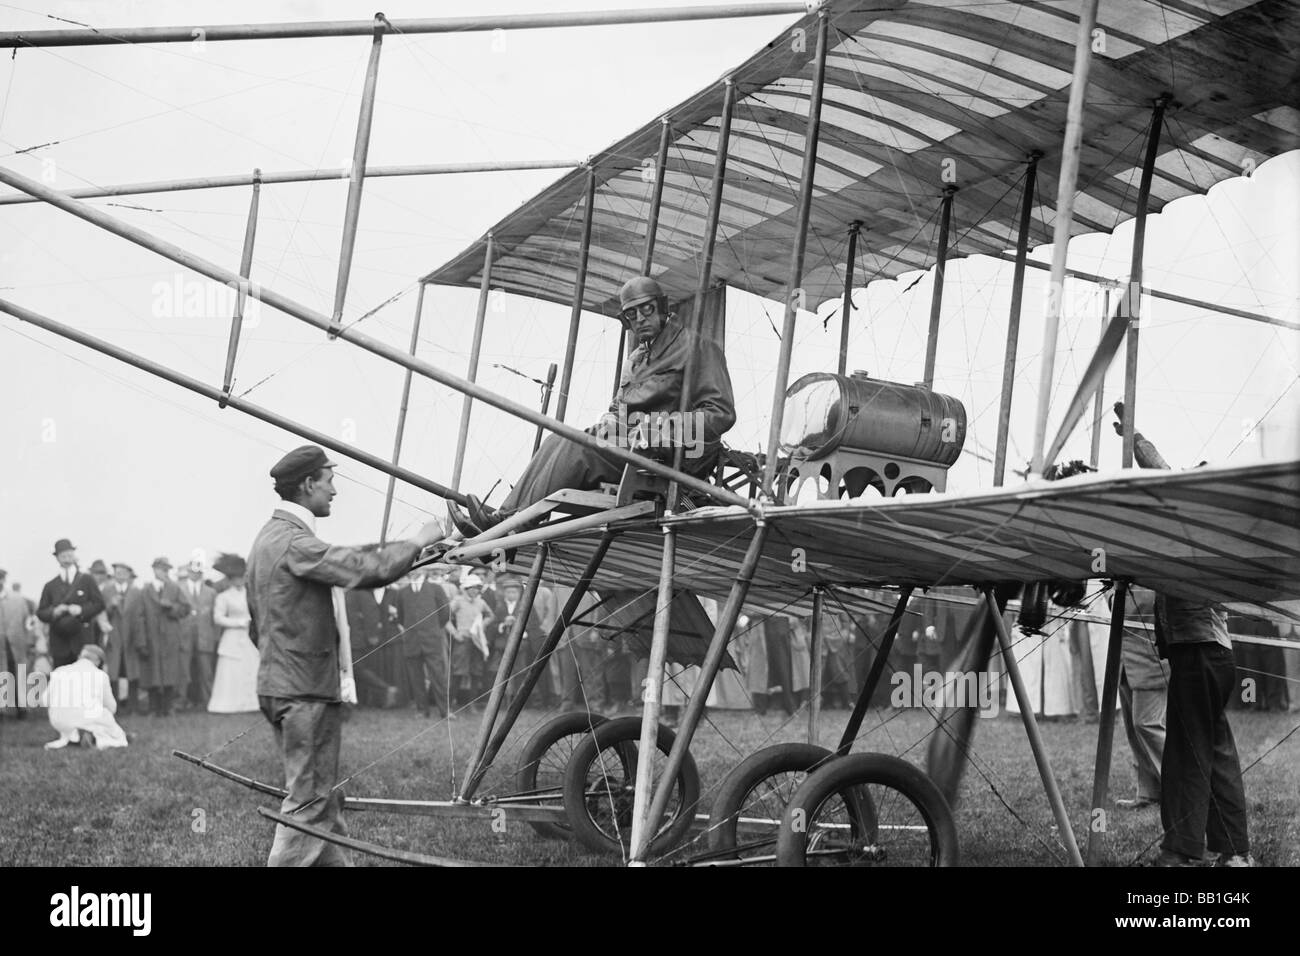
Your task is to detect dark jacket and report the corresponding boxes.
[179,580,220,654]
[248,509,419,701]
[613,316,736,472]
[37,569,105,665]
[393,581,452,657]
[343,588,399,659]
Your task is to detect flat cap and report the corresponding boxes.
[112,562,135,575]
[79,643,106,667]
[270,444,337,486]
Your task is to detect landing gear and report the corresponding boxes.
[706,743,866,865]
[514,711,608,840]
[561,716,700,858]
[775,753,958,867]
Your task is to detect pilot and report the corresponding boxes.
[449,275,736,535]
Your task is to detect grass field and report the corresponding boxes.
[1,702,1296,867]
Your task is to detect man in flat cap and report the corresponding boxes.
[248,444,445,866]
[449,275,736,535]
[37,539,105,668]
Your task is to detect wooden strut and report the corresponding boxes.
[836,587,912,755]
[1039,94,1171,474]
[534,362,558,453]
[837,221,860,377]
[0,298,467,503]
[983,587,1085,866]
[555,168,596,424]
[807,586,825,744]
[761,10,829,496]
[175,749,570,821]
[1089,285,1113,469]
[255,807,493,867]
[921,184,956,390]
[0,4,814,48]
[379,282,426,544]
[992,154,1039,486]
[451,234,494,492]
[1086,579,1130,865]
[1121,97,1169,468]
[329,15,384,338]
[1030,0,1100,475]
[987,252,1299,333]
[459,531,617,801]
[631,522,769,864]
[0,160,584,206]
[460,545,549,800]
[220,168,260,406]
[612,115,671,400]
[628,79,734,859]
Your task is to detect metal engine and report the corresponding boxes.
[779,371,967,499]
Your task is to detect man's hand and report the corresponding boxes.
[66,604,82,617]
[413,518,450,548]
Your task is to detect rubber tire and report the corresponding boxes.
[776,752,959,867]
[708,743,848,856]
[514,711,608,840]
[562,716,701,859]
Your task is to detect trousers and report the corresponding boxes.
[1160,643,1249,859]
[405,647,449,717]
[261,696,349,867]
[501,428,717,511]
[1119,668,1166,801]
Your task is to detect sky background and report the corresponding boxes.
[1,0,1296,593]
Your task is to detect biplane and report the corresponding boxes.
[2,0,1298,867]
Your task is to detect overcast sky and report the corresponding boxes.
[1,0,1296,593]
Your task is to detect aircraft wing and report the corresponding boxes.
[425,0,1300,316]
[507,459,1300,622]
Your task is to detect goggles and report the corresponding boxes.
[620,301,659,323]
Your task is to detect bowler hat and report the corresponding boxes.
[152,556,173,570]
[52,538,76,555]
[270,445,337,486]
[89,559,108,575]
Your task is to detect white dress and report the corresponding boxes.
[208,587,260,713]
[45,660,128,749]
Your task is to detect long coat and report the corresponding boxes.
[129,580,192,689]
[100,580,140,682]
[36,570,105,666]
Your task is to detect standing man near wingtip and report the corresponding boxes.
[37,539,105,668]
[247,444,446,867]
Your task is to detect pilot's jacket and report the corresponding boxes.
[500,316,736,510]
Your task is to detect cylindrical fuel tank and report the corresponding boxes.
[780,371,967,465]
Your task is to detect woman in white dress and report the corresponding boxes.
[208,554,259,713]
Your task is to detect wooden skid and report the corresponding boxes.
[256,807,497,867]
[175,750,567,822]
